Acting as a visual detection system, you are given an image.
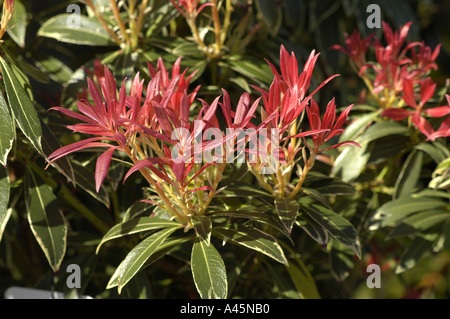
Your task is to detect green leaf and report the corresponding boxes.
[214,226,288,265]
[299,204,361,258]
[122,200,154,222]
[412,189,450,200]
[228,57,274,86]
[192,216,212,245]
[275,198,299,235]
[7,0,27,47]
[303,173,356,196]
[295,214,329,246]
[369,197,448,230]
[329,239,354,282]
[38,14,116,46]
[395,233,438,274]
[332,142,370,182]
[211,210,291,239]
[72,162,110,207]
[300,188,332,209]
[393,150,423,199]
[387,211,450,239]
[0,57,42,153]
[1,51,34,98]
[26,169,67,272]
[429,157,450,189]
[96,217,180,253]
[115,227,178,293]
[191,238,228,299]
[35,55,73,84]
[0,91,14,166]
[218,180,272,198]
[285,257,321,299]
[107,237,189,289]
[359,122,410,145]
[415,142,447,164]
[255,0,283,36]
[0,166,10,242]
[338,110,380,143]
[40,119,75,185]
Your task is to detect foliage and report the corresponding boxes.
[0,0,449,299]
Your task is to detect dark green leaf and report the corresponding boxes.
[369,197,448,230]
[210,210,291,239]
[72,162,110,207]
[7,0,27,47]
[255,0,283,35]
[275,198,299,234]
[107,237,190,289]
[219,180,272,197]
[40,119,75,185]
[332,142,370,182]
[296,213,329,246]
[359,122,410,145]
[0,57,42,153]
[339,110,381,143]
[35,55,72,84]
[395,233,438,274]
[115,227,178,293]
[26,169,67,272]
[96,217,180,253]
[300,188,332,209]
[228,57,274,86]
[191,238,228,299]
[0,165,10,242]
[0,91,14,166]
[415,142,447,164]
[214,226,288,265]
[38,14,116,46]
[299,204,361,257]
[329,239,354,282]
[387,211,450,239]
[393,150,423,199]
[122,200,154,222]
[192,216,212,245]
[285,257,321,299]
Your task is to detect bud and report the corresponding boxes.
[4,0,14,13]
[0,0,15,40]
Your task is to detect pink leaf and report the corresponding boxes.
[47,137,112,165]
[319,141,361,153]
[124,158,170,181]
[423,106,450,118]
[381,108,413,121]
[95,147,117,192]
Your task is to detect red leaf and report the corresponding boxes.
[49,106,93,123]
[124,158,170,181]
[423,106,450,118]
[95,147,117,192]
[319,141,361,153]
[47,137,112,165]
[381,108,413,120]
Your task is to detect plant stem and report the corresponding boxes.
[210,0,222,56]
[85,0,122,46]
[109,0,131,46]
[288,153,315,199]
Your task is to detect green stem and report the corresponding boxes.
[110,189,121,224]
